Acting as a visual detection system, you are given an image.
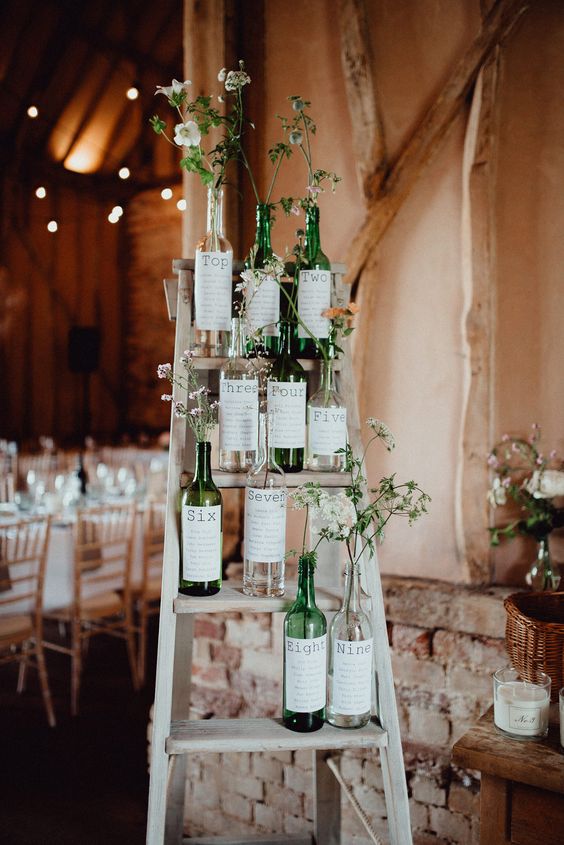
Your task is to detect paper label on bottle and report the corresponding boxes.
[194,250,233,331]
[298,270,331,339]
[181,504,222,582]
[308,406,347,455]
[267,381,306,449]
[331,638,373,715]
[219,379,259,451]
[246,273,280,337]
[285,634,327,712]
[244,487,287,562]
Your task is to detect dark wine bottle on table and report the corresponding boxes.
[179,441,222,596]
[283,555,327,732]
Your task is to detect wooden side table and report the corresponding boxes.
[453,705,564,844]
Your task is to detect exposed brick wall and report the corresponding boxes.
[183,575,512,843]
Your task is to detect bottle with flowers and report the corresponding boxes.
[158,353,222,596]
[487,423,564,590]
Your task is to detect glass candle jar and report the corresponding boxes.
[493,667,551,740]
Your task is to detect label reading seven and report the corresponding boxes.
[245,487,287,562]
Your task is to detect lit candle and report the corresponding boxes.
[493,668,551,739]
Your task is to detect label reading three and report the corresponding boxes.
[309,406,347,455]
[267,381,306,449]
[331,638,373,715]
[220,379,259,451]
[194,250,233,331]
[245,487,287,562]
[285,634,327,712]
[181,504,222,582]
[298,270,331,338]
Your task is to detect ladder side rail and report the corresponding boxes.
[147,269,194,845]
[339,331,413,845]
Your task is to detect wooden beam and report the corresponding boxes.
[337,0,387,199]
[345,0,529,285]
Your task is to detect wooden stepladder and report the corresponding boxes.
[146,260,412,845]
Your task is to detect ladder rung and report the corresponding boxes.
[190,357,342,373]
[173,581,341,615]
[183,836,312,845]
[167,717,387,755]
[208,471,347,489]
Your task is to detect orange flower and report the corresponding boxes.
[347,302,360,314]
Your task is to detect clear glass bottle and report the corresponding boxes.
[297,205,331,359]
[193,187,233,357]
[307,357,347,471]
[219,317,259,472]
[283,555,327,732]
[267,320,307,473]
[525,536,561,591]
[180,441,222,596]
[243,412,287,597]
[245,203,279,358]
[327,562,373,728]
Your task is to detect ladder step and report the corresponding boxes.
[184,836,312,845]
[174,581,341,615]
[210,470,347,488]
[167,717,387,755]
[190,357,342,372]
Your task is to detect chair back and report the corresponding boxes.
[74,503,136,607]
[0,517,50,620]
[0,473,15,503]
[142,499,166,600]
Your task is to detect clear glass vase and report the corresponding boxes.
[525,536,561,591]
[306,358,347,471]
[193,187,233,357]
[327,562,373,728]
[219,317,259,472]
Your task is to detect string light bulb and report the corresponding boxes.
[108,212,120,224]
[161,188,173,200]
[176,199,187,211]
[118,167,130,180]
[47,220,58,232]
[126,86,139,100]
[27,105,39,118]
[35,187,47,199]
[111,205,124,218]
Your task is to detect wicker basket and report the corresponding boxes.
[504,591,564,701]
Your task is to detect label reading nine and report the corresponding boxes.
[331,638,373,715]
[194,250,233,331]
[285,634,327,712]
[181,504,222,582]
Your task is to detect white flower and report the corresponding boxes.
[525,469,564,499]
[155,79,192,98]
[366,418,395,451]
[218,68,227,82]
[224,69,251,91]
[174,120,201,147]
[289,130,303,145]
[487,477,507,507]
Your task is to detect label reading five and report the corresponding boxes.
[194,250,233,331]
[245,487,287,562]
[267,381,306,449]
[181,504,222,582]
[309,406,347,455]
[298,269,331,339]
[331,638,373,715]
[285,634,327,712]
[219,379,259,452]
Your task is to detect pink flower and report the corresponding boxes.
[501,434,510,442]
[161,394,173,402]
[157,363,172,379]
[487,454,498,467]
[306,185,322,195]
[536,455,544,465]
[550,450,557,459]
[290,204,300,216]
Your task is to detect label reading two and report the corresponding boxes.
[298,270,331,339]
[285,634,327,712]
[194,250,233,331]
[219,379,259,452]
[267,381,306,449]
[331,638,373,715]
[181,504,222,582]
[244,487,287,562]
[308,406,347,455]
[246,273,280,337]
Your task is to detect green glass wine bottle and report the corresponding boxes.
[296,205,331,359]
[267,319,307,472]
[180,441,222,596]
[283,554,327,732]
[245,203,279,358]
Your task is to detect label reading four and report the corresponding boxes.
[285,634,327,712]
[219,379,259,452]
[245,487,287,562]
[267,381,306,449]
[298,270,331,339]
[181,504,222,582]
[194,250,233,331]
[331,638,373,715]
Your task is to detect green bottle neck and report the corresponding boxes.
[193,441,213,484]
[254,203,273,265]
[304,206,322,261]
[278,320,293,356]
[296,558,317,607]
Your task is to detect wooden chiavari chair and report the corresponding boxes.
[44,503,139,715]
[136,499,166,686]
[0,516,55,727]
[0,473,15,503]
